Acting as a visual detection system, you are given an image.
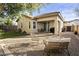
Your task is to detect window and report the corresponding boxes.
[33,22,36,29]
[29,22,30,29]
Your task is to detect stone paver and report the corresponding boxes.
[0,44,13,56]
[7,41,45,56]
[0,45,5,56]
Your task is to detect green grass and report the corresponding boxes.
[0,29,26,39]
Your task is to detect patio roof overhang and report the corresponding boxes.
[33,12,64,22]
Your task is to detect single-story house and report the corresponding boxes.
[63,19,79,34]
[17,12,64,34]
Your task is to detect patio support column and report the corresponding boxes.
[65,26,67,32]
[55,20,58,34]
[78,25,79,34]
[46,22,49,32]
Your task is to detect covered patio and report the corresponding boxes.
[37,20,55,33]
[37,20,61,35]
[34,12,63,35]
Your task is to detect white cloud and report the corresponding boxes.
[61,9,78,21]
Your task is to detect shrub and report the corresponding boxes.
[74,31,78,35]
[18,28,22,32]
[22,31,27,35]
[50,27,55,33]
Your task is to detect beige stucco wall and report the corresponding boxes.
[78,26,79,34]
[73,25,79,34]
[17,16,32,34]
[64,22,72,26]
[74,25,77,32]
[49,21,55,29]
[18,16,38,34]
[57,16,63,33]
[71,21,79,34]
[31,20,38,33]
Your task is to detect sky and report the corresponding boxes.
[33,3,79,21]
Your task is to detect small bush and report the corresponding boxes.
[22,31,27,35]
[50,27,55,33]
[18,29,22,32]
[74,31,78,35]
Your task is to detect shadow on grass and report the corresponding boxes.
[0,31,27,39]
